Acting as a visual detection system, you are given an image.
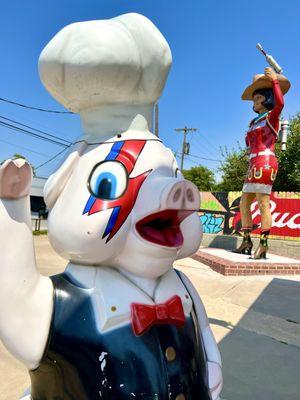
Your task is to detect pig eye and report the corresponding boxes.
[88,161,128,200]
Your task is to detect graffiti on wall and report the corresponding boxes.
[200,213,224,234]
[199,192,300,241]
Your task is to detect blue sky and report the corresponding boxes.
[0,0,299,180]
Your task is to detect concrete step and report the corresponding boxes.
[193,247,300,276]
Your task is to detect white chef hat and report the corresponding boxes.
[39,13,172,114]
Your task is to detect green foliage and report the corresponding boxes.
[33,230,48,235]
[0,153,36,176]
[273,114,300,192]
[182,165,216,191]
[216,145,248,191]
[12,153,26,159]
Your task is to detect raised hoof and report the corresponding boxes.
[0,159,32,199]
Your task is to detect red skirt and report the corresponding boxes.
[243,155,278,194]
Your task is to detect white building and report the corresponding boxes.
[30,176,47,217]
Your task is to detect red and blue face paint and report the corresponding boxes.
[83,140,151,242]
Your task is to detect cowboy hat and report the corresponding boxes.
[241,74,291,100]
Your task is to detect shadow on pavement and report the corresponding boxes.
[207,235,238,251]
[214,278,300,400]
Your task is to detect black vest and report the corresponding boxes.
[30,273,211,400]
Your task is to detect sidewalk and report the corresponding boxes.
[1,236,300,399]
[175,258,300,400]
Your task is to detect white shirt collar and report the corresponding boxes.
[65,263,193,333]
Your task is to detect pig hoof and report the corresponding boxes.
[0,159,32,199]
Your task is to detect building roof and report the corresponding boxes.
[31,176,47,197]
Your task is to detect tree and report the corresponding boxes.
[0,153,36,176]
[217,145,248,191]
[182,165,216,191]
[273,114,300,192]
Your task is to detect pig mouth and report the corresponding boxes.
[136,209,194,248]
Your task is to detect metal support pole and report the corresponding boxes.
[280,119,289,151]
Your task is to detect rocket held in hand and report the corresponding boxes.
[256,43,283,74]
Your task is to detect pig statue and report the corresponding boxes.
[0,13,223,400]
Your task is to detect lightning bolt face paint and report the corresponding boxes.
[83,140,151,242]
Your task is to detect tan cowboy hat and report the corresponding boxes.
[241,74,291,100]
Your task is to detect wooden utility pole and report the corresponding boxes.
[154,103,159,137]
[175,126,197,170]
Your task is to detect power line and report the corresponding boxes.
[184,155,220,172]
[0,115,72,145]
[3,109,73,137]
[35,145,72,170]
[192,135,221,159]
[194,131,221,153]
[0,138,49,157]
[192,129,221,152]
[0,96,73,114]
[188,153,221,162]
[0,120,69,147]
[183,156,199,166]
[0,120,68,147]
[174,147,221,164]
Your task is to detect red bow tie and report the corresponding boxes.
[131,295,186,336]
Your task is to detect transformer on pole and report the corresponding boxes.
[175,126,197,170]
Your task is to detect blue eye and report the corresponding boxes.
[88,161,128,200]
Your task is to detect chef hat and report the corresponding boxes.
[39,13,172,113]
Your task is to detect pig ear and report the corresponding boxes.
[44,141,87,209]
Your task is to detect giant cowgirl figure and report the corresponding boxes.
[234,67,290,259]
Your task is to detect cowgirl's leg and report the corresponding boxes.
[233,192,255,254]
[240,192,256,228]
[256,193,272,229]
[253,192,271,259]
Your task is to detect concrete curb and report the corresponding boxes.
[201,233,300,259]
[193,250,300,276]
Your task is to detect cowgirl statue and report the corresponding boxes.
[234,67,290,259]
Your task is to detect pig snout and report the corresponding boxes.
[162,180,200,211]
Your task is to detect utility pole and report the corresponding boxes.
[175,126,197,170]
[154,103,159,137]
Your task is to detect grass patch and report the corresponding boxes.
[33,230,48,236]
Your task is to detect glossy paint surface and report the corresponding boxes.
[30,273,211,400]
